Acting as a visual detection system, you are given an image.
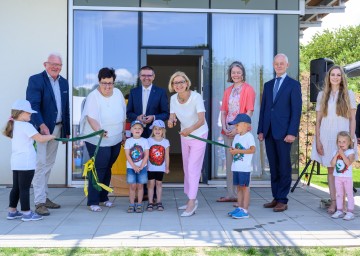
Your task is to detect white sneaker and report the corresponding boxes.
[343,212,355,221]
[331,210,345,219]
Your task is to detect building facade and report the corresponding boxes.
[0,0,301,186]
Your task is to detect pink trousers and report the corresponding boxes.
[335,176,354,212]
[181,132,208,200]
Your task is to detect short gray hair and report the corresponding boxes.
[274,53,288,63]
[47,52,62,63]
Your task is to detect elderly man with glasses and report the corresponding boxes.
[26,53,70,216]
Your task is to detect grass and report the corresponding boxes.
[298,165,360,188]
[1,247,360,256]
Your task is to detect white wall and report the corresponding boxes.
[0,0,68,185]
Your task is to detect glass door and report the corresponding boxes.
[141,48,210,183]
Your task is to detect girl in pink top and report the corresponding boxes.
[217,61,255,203]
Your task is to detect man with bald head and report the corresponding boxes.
[257,53,302,212]
[26,53,70,216]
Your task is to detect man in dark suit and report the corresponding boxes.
[127,66,169,201]
[127,66,169,138]
[26,53,70,216]
[257,53,302,212]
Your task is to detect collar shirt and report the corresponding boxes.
[142,84,152,115]
[46,72,62,122]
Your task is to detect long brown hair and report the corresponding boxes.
[3,110,23,138]
[320,65,351,118]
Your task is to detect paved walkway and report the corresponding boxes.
[0,185,359,247]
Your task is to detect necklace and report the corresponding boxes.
[177,91,190,103]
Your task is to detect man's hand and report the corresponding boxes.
[258,133,264,141]
[39,123,50,135]
[143,115,154,124]
[284,135,296,143]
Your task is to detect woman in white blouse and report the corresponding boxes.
[81,67,126,212]
[167,71,208,217]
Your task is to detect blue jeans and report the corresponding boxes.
[126,167,148,184]
[85,142,121,206]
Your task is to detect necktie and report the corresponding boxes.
[273,77,281,102]
[143,89,148,115]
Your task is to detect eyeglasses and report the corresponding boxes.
[172,80,186,86]
[46,62,62,68]
[140,74,154,78]
[100,82,114,86]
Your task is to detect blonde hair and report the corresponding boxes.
[320,66,351,118]
[150,126,166,138]
[337,131,353,149]
[3,110,24,138]
[168,71,191,93]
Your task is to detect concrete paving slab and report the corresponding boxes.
[0,185,359,247]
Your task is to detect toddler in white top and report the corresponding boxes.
[330,131,355,221]
[146,120,170,211]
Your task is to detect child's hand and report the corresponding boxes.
[229,147,237,155]
[338,148,344,156]
[165,169,170,174]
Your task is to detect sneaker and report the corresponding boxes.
[35,203,50,216]
[228,208,242,217]
[343,212,355,221]
[7,211,23,220]
[21,211,43,222]
[232,209,249,219]
[45,198,61,209]
[331,210,345,219]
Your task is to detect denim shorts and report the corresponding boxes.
[127,167,148,184]
[233,171,250,187]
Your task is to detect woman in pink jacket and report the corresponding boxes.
[217,61,255,203]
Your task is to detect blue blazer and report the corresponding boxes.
[257,75,302,140]
[26,71,70,137]
[127,85,169,137]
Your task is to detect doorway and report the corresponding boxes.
[141,49,210,183]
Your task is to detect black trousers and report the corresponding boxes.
[9,170,35,211]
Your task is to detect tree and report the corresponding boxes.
[300,25,360,91]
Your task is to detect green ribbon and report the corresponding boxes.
[188,134,230,148]
[55,129,108,195]
[54,129,105,142]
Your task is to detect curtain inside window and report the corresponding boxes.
[211,14,274,179]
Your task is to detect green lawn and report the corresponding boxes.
[1,247,360,256]
[298,165,360,188]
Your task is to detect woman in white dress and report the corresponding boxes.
[314,65,356,214]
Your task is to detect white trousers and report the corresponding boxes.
[33,125,61,205]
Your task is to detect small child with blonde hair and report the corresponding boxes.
[146,120,170,211]
[4,100,55,221]
[330,131,355,221]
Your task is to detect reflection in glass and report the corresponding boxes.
[211,14,274,180]
[72,10,138,181]
[142,12,207,47]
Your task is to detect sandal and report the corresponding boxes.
[327,200,336,214]
[146,203,154,212]
[89,205,102,212]
[157,202,164,211]
[135,204,143,213]
[100,201,114,208]
[127,204,135,213]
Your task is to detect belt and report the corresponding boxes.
[56,122,62,125]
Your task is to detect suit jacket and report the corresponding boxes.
[26,70,70,137]
[257,75,302,140]
[126,84,169,137]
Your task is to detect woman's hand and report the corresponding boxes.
[316,139,324,156]
[179,127,192,137]
[224,128,236,138]
[167,116,177,128]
